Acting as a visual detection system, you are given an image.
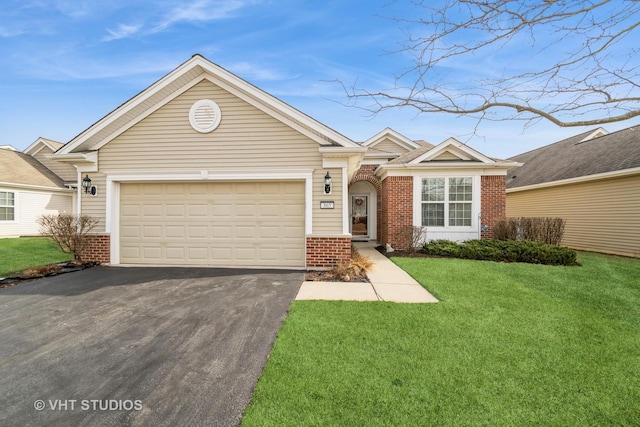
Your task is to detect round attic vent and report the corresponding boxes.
[189,99,222,133]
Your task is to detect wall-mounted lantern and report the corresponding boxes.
[82,174,97,196]
[324,172,332,194]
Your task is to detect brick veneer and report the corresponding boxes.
[350,165,382,241]
[480,175,506,239]
[306,236,351,268]
[78,234,110,263]
[350,165,382,191]
[380,176,413,249]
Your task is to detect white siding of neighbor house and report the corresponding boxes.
[0,186,73,237]
[506,173,640,258]
[92,79,343,235]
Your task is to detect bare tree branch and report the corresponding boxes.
[345,0,640,127]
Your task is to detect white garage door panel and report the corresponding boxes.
[120,181,305,267]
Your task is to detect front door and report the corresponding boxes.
[351,195,368,237]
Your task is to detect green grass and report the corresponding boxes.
[243,252,640,426]
[0,237,72,277]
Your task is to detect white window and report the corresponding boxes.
[421,177,473,227]
[0,191,15,221]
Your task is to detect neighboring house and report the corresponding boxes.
[506,127,640,258]
[0,144,74,237]
[51,54,518,268]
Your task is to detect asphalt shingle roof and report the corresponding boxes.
[507,126,640,188]
[0,148,67,189]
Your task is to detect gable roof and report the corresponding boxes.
[24,137,65,156]
[57,54,358,155]
[507,126,640,189]
[362,128,421,151]
[388,138,504,165]
[0,148,68,190]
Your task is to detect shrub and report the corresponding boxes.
[494,217,566,245]
[423,240,463,258]
[423,239,577,266]
[37,214,99,261]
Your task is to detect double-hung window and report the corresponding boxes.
[421,177,472,227]
[0,191,15,221]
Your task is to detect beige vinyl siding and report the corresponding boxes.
[79,173,107,233]
[312,168,342,234]
[33,146,77,182]
[371,138,411,154]
[506,174,640,257]
[432,151,461,161]
[0,187,73,237]
[96,79,343,235]
[99,80,322,172]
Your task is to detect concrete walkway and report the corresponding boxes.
[296,243,438,303]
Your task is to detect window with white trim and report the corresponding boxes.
[421,177,472,227]
[0,191,15,221]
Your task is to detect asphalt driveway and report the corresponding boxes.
[0,266,303,426]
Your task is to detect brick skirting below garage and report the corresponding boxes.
[306,236,351,268]
[79,235,110,264]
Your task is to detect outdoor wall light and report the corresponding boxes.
[82,174,97,196]
[324,171,332,194]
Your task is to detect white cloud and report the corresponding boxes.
[227,61,294,82]
[102,23,143,42]
[151,0,257,33]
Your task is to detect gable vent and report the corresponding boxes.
[189,99,222,133]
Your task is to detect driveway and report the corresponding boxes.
[0,267,303,426]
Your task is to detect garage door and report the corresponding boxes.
[119,181,305,267]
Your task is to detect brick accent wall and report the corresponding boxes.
[380,176,413,249]
[78,235,110,263]
[350,165,382,240]
[481,175,506,239]
[350,165,382,192]
[306,236,351,268]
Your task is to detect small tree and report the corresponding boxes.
[37,214,99,261]
[345,1,640,129]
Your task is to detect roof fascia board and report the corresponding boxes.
[362,127,420,149]
[201,75,341,147]
[507,166,640,193]
[376,166,512,181]
[410,138,495,164]
[579,127,609,142]
[62,55,358,153]
[53,151,98,167]
[24,137,58,156]
[0,181,73,193]
[379,161,520,171]
[88,75,205,151]
[59,58,203,155]
[198,64,358,148]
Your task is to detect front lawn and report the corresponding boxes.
[243,252,640,426]
[0,237,72,277]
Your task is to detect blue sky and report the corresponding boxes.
[0,0,637,157]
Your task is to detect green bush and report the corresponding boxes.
[423,239,578,266]
[422,240,463,257]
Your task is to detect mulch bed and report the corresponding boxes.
[375,245,436,259]
[304,270,369,283]
[0,262,100,289]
